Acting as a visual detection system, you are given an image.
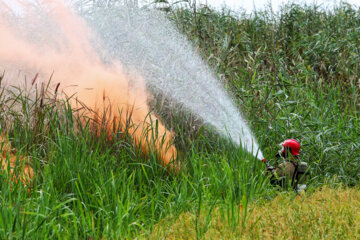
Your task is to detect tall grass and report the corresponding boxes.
[0,76,268,238]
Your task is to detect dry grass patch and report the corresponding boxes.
[152,187,360,239]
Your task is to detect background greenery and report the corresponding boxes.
[0,2,359,239]
[172,2,360,185]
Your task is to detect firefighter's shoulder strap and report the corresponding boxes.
[290,160,299,190]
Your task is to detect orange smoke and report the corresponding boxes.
[0,134,33,189]
[0,1,177,167]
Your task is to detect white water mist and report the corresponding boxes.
[82,6,263,159]
[1,0,263,159]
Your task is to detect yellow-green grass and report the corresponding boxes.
[152,187,360,239]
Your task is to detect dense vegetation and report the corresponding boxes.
[173,3,360,186]
[0,2,359,239]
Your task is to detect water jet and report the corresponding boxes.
[0,0,263,162]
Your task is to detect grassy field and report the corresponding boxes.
[1,2,360,239]
[152,186,360,239]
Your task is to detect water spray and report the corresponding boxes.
[82,5,264,159]
[0,0,264,162]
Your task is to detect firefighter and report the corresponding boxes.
[263,139,309,191]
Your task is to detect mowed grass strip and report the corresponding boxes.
[152,187,360,239]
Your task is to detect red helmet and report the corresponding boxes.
[280,139,300,156]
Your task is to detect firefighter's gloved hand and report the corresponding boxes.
[265,165,276,174]
[268,166,275,171]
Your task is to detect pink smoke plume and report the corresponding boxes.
[0,0,177,167]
